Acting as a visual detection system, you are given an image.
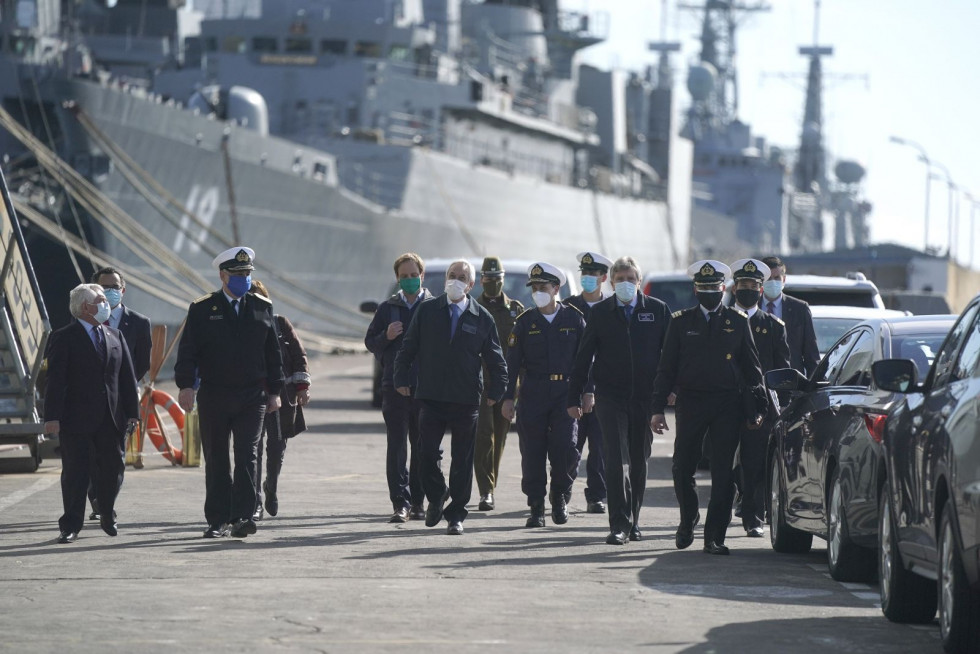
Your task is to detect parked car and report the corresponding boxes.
[360,258,579,407]
[642,271,698,312]
[766,314,956,583]
[782,272,885,309]
[872,297,980,652]
[810,305,908,358]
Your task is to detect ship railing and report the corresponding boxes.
[382,56,461,83]
[341,162,404,209]
[386,111,439,148]
[442,133,572,186]
[195,0,261,19]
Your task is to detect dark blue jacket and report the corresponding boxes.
[504,304,586,402]
[364,289,432,390]
[393,293,507,406]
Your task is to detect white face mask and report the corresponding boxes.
[532,291,553,308]
[763,279,784,300]
[614,281,636,303]
[94,301,111,324]
[445,279,467,302]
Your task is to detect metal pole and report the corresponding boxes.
[923,164,931,250]
[971,200,976,270]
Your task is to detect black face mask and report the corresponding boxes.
[483,279,503,297]
[696,290,723,311]
[735,288,761,308]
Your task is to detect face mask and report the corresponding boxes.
[93,301,111,324]
[614,281,636,303]
[483,279,503,297]
[735,288,761,308]
[103,288,122,308]
[399,277,421,295]
[763,279,783,300]
[227,274,252,297]
[445,279,467,302]
[580,274,599,293]
[696,290,723,311]
[532,291,552,308]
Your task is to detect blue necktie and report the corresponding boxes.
[623,304,633,322]
[93,326,106,362]
[450,304,461,340]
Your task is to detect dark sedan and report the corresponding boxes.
[873,297,980,653]
[766,315,955,583]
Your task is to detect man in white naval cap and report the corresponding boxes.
[174,246,284,539]
[650,260,767,555]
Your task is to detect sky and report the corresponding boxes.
[561,0,980,265]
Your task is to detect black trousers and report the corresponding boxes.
[575,410,606,502]
[256,409,287,506]
[198,383,267,526]
[673,389,741,545]
[515,389,578,504]
[59,405,124,534]
[738,412,775,529]
[594,397,653,534]
[418,399,479,524]
[381,389,424,511]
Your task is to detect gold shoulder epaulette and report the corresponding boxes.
[191,293,212,304]
[511,299,525,311]
[731,307,748,318]
[671,310,683,318]
[564,302,584,316]
[250,292,272,305]
[516,307,535,321]
[771,315,785,326]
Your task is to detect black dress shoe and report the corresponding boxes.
[100,516,118,537]
[629,526,642,542]
[478,493,495,511]
[446,521,464,535]
[203,524,229,538]
[551,492,569,525]
[57,531,77,544]
[586,500,607,514]
[263,481,279,517]
[606,531,628,545]
[389,506,410,523]
[675,512,701,550]
[89,510,101,521]
[746,526,764,538]
[526,500,546,528]
[733,492,743,518]
[703,541,730,555]
[425,489,450,528]
[230,518,257,538]
[409,504,425,520]
[253,504,265,521]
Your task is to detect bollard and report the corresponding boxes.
[181,405,201,467]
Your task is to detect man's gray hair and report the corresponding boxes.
[610,256,642,280]
[69,283,102,318]
[446,258,475,282]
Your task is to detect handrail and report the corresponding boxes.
[0,167,49,327]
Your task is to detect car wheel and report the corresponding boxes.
[939,507,980,652]
[769,455,813,554]
[878,490,936,623]
[827,468,875,582]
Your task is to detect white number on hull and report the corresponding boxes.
[173,185,220,254]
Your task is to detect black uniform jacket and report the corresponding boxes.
[116,305,152,382]
[174,290,284,394]
[393,293,507,406]
[567,293,671,406]
[364,289,432,390]
[44,321,140,433]
[775,294,820,378]
[748,309,791,374]
[504,304,586,401]
[651,305,766,416]
[563,293,607,322]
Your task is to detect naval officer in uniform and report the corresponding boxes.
[650,260,767,555]
[562,251,612,514]
[175,246,284,539]
[501,263,585,527]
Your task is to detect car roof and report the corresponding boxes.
[876,314,958,335]
[808,305,905,319]
[785,274,880,291]
[642,270,690,282]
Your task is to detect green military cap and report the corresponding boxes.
[481,256,505,277]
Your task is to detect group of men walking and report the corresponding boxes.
[369,251,818,553]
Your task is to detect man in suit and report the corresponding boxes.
[364,252,433,523]
[174,246,284,539]
[43,283,140,543]
[730,258,790,537]
[761,256,819,378]
[87,266,152,521]
[651,260,767,555]
[393,259,507,536]
[567,256,671,545]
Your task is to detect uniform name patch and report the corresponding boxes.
[637,313,655,322]
[210,315,224,320]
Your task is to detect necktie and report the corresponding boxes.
[450,303,461,340]
[94,326,106,362]
[232,299,239,316]
[623,304,633,322]
[766,301,776,315]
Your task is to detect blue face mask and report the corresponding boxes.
[614,281,636,303]
[763,279,783,300]
[103,288,122,308]
[227,274,252,297]
[580,274,599,293]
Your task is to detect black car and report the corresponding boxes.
[766,315,955,583]
[872,297,980,653]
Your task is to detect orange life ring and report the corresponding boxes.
[140,389,184,465]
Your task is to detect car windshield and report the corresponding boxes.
[891,333,947,377]
[814,317,863,355]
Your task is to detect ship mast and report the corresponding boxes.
[793,0,830,193]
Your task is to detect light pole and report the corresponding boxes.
[931,161,956,261]
[889,135,932,251]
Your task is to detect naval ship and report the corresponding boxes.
[0,0,691,337]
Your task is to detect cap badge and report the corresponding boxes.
[531,264,543,276]
[700,263,715,277]
[745,261,756,273]
[582,253,594,264]
[236,249,250,263]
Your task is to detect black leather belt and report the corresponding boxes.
[526,373,565,381]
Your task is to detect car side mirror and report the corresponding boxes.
[360,300,379,314]
[871,359,917,393]
[766,368,807,392]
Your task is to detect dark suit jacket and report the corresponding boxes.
[44,321,140,434]
[393,293,507,405]
[749,310,791,374]
[116,305,152,382]
[777,294,820,378]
